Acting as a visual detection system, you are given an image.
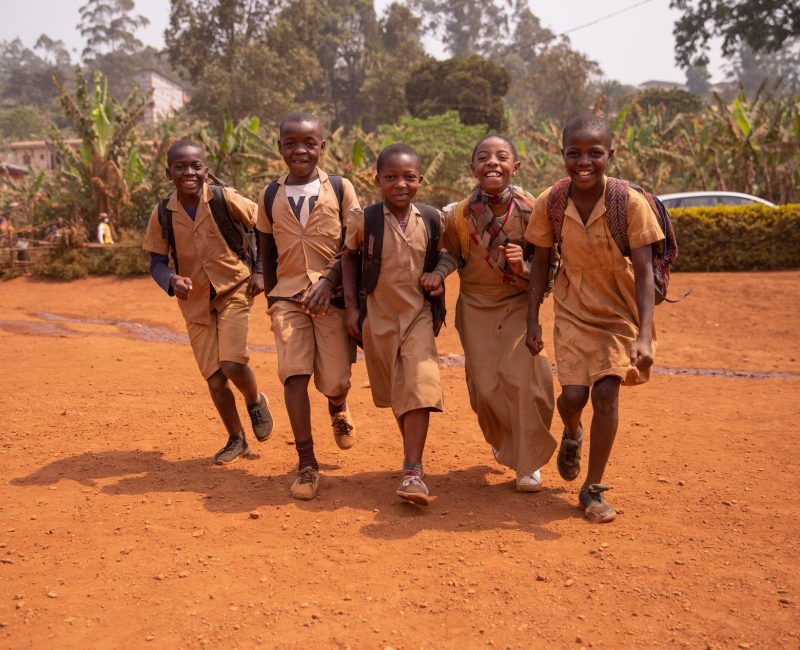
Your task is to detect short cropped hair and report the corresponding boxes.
[562,113,612,148]
[167,139,204,165]
[279,112,322,136]
[471,134,519,163]
[376,143,422,173]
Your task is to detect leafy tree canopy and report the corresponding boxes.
[78,0,150,60]
[405,55,509,131]
[671,0,800,66]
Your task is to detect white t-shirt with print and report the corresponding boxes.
[284,178,321,228]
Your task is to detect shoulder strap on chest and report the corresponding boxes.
[327,175,345,220]
[157,194,179,274]
[604,177,631,256]
[414,203,440,273]
[546,178,571,245]
[264,180,281,226]
[208,184,248,261]
[360,202,385,295]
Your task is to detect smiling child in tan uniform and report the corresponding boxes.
[257,113,360,500]
[143,139,273,465]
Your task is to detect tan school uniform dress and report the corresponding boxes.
[525,177,665,387]
[142,183,257,379]
[256,169,359,397]
[445,197,556,475]
[344,204,443,418]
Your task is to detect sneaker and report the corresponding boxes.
[578,484,616,523]
[290,466,320,500]
[331,410,355,450]
[213,435,250,465]
[396,472,431,506]
[248,393,273,442]
[516,469,543,493]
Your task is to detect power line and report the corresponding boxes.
[558,0,656,36]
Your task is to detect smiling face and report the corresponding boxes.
[279,120,325,183]
[562,127,614,194]
[472,136,520,195]
[166,145,208,200]
[375,152,422,213]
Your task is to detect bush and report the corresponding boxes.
[33,247,92,280]
[670,204,800,271]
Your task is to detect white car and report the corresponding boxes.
[658,191,776,209]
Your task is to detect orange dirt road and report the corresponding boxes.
[1,272,798,649]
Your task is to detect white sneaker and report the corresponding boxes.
[516,469,543,493]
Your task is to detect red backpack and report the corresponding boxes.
[546,177,682,304]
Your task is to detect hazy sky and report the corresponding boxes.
[0,0,725,86]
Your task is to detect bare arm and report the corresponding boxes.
[630,245,655,370]
[525,245,551,356]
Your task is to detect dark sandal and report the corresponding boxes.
[557,424,583,481]
[579,484,616,523]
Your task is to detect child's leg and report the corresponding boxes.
[327,393,347,416]
[219,360,259,405]
[399,408,429,468]
[585,376,621,486]
[207,370,245,437]
[395,408,431,505]
[557,385,590,440]
[284,374,318,468]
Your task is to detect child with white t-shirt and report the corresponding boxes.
[256,112,361,500]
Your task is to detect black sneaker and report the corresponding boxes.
[578,484,616,523]
[214,435,250,465]
[247,393,273,442]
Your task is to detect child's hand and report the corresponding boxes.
[170,275,192,300]
[301,278,333,315]
[498,243,524,275]
[525,321,544,356]
[631,337,654,371]
[246,272,264,298]
[419,272,444,296]
[345,306,361,340]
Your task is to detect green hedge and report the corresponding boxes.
[670,204,800,271]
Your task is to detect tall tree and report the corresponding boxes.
[360,2,427,129]
[78,0,150,60]
[671,0,800,66]
[685,63,711,96]
[408,0,510,58]
[166,0,317,127]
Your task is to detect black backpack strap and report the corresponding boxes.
[208,184,244,258]
[264,180,280,226]
[414,203,441,272]
[327,175,345,220]
[360,202,385,295]
[157,195,179,274]
[414,203,447,336]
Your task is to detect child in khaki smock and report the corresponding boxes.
[341,144,455,506]
[143,139,273,465]
[526,114,664,523]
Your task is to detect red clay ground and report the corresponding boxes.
[0,271,798,649]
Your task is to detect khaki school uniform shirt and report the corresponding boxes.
[524,177,664,385]
[256,169,359,299]
[142,183,257,325]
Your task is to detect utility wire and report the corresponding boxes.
[558,0,656,36]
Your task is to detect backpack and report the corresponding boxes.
[262,175,344,227]
[157,179,257,274]
[546,176,681,304]
[358,202,446,336]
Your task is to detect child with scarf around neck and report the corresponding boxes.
[426,135,556,493]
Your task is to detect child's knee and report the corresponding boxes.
[220,360,248,380]
[591,377,620,411]
[284,374,311,393]
[558,386,589,412]
[206,370,228,395]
